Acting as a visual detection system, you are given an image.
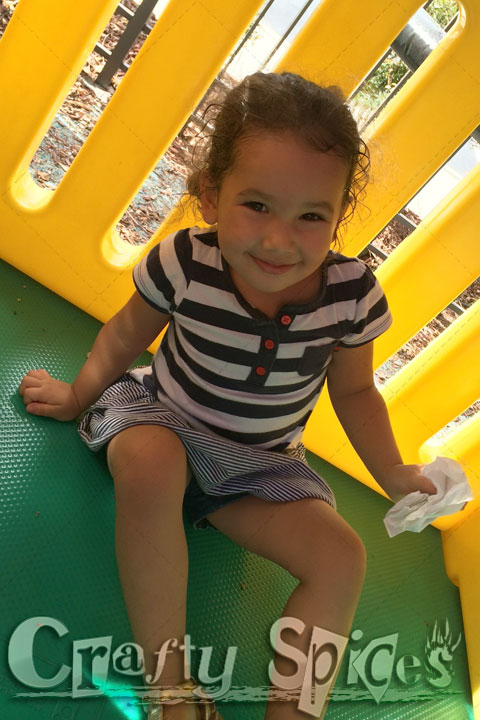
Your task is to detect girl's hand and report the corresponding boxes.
[19,369,81,422]
[379,463,438,503]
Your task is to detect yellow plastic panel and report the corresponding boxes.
[420,411,480,532]
[279,0,480,257]
[373,161,480,368]
[277,0,422,93]
[0,0,266,322]
[341,3,480,256]
[380,298,480,462]
[0,0,119,187]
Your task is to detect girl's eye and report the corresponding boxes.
[301,213,324,222]
[244,201,267,213]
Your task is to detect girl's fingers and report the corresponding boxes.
[19,370,51,395]
[418,475,437,495]
[22,387,46,405]
[23,369,50,382]
[19,371,67,419]
[33,369,50,378]
[26,402,55,417]
[19,376,42,392]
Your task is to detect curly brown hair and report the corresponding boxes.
[185,71,370,249]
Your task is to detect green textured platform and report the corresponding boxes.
[0,257,473,720]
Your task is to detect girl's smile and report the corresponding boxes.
[200,131,349,315]
[250,255,296,274]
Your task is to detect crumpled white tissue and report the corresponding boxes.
[384,456,474,538]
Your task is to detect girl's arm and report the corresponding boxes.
[19,291,170,421]
[326,341,437,502]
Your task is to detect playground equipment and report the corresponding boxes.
[0,0,478,718]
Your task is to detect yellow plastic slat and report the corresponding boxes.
[0,0,266,320]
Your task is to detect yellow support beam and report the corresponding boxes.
[279,0,480,256]
[277,0,421,93]
[0,0,266,321]
[373,162,480,368]
[0,0,120,188]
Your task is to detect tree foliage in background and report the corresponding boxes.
[425,0,458,28]
[353,1,458,113]
[354,51,408,111]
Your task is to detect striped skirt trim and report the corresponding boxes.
[77,372,336,509]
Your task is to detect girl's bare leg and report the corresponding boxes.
[206,496,367,719]
[107,425,197,719]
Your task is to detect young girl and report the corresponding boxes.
[19,72,437,719]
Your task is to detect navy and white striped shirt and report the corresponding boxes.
[132,226,392,451]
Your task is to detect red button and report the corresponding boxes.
[256,366,266,376]
[264,339,275,350]
[280,314,292,325]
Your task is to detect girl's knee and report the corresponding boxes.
[107,425,189,496]
[339,525,367,580]
[330,527,366,592]
[298,502,367,587]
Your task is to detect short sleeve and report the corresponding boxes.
[133,228,193,313]
[339,261,393,347]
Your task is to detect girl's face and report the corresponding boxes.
[201,131,349,314]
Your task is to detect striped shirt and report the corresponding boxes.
[132,226,392,451]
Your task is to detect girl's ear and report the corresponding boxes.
[199,174,218,224]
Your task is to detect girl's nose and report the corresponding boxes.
[262,221,294,252]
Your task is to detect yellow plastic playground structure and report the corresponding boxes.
[0,0,479,717]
